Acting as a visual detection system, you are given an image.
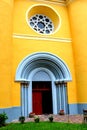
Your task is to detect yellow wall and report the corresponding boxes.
[13,0,71,38]
[13,38,77,104]
[0,0,13,107]
[12,0,77,106]
[0,0,78,108]
[68,0,87,103]
[2,0,13,5]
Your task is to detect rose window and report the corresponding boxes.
[29,14,54,34]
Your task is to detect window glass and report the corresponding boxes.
[29,14,54,34]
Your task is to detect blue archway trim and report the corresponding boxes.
[15,52,72,82]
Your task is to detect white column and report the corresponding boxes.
[59,84,61,110]
[63,84,66,113]
[21,82,29,117]
[28,81,32,114]
[52,81,57,114]
[21,85,24,116]
[24,86,28,116]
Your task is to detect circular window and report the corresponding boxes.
[26,5,60,35]
[29,14,54,34]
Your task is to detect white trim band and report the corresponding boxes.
[13,33,72,43]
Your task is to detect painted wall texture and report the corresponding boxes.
[0,0,87,121]
[68,0,87,103]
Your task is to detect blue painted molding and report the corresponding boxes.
[0,103,87,122]
[15,52,72,82]
[78,104,87,114]
[69,104,78,115]
[69,103,87,115]
[0,107,21,122]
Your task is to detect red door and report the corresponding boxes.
[32,81,53,115]
[33,91,42,115]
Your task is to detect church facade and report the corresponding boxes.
[0,0,87,121]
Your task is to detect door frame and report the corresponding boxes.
[28,80,57,115]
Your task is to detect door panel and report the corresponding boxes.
[33,91,42,114]
[32,81,53,115]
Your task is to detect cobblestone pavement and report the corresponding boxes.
[12,114,83,124]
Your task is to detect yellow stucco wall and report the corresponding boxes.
[13,0,71,38]
[12,0,77,106]
[0,0,13,107]
[12,38,77,105]
[68,0,87,103]
[0,0,78,108]
[2,0,13,5]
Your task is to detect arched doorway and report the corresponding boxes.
[32,81,53,115]
[15,52,72,116]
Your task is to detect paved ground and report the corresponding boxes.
[12,114,84,124]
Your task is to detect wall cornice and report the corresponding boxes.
[13,33,72,43]
[30,0,73,6]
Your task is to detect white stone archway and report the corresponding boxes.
[15,52,72,116]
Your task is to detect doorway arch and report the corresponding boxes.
[15,52,72,116]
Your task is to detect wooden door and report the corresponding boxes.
[33,91,42,115]
[32,81,53,115]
